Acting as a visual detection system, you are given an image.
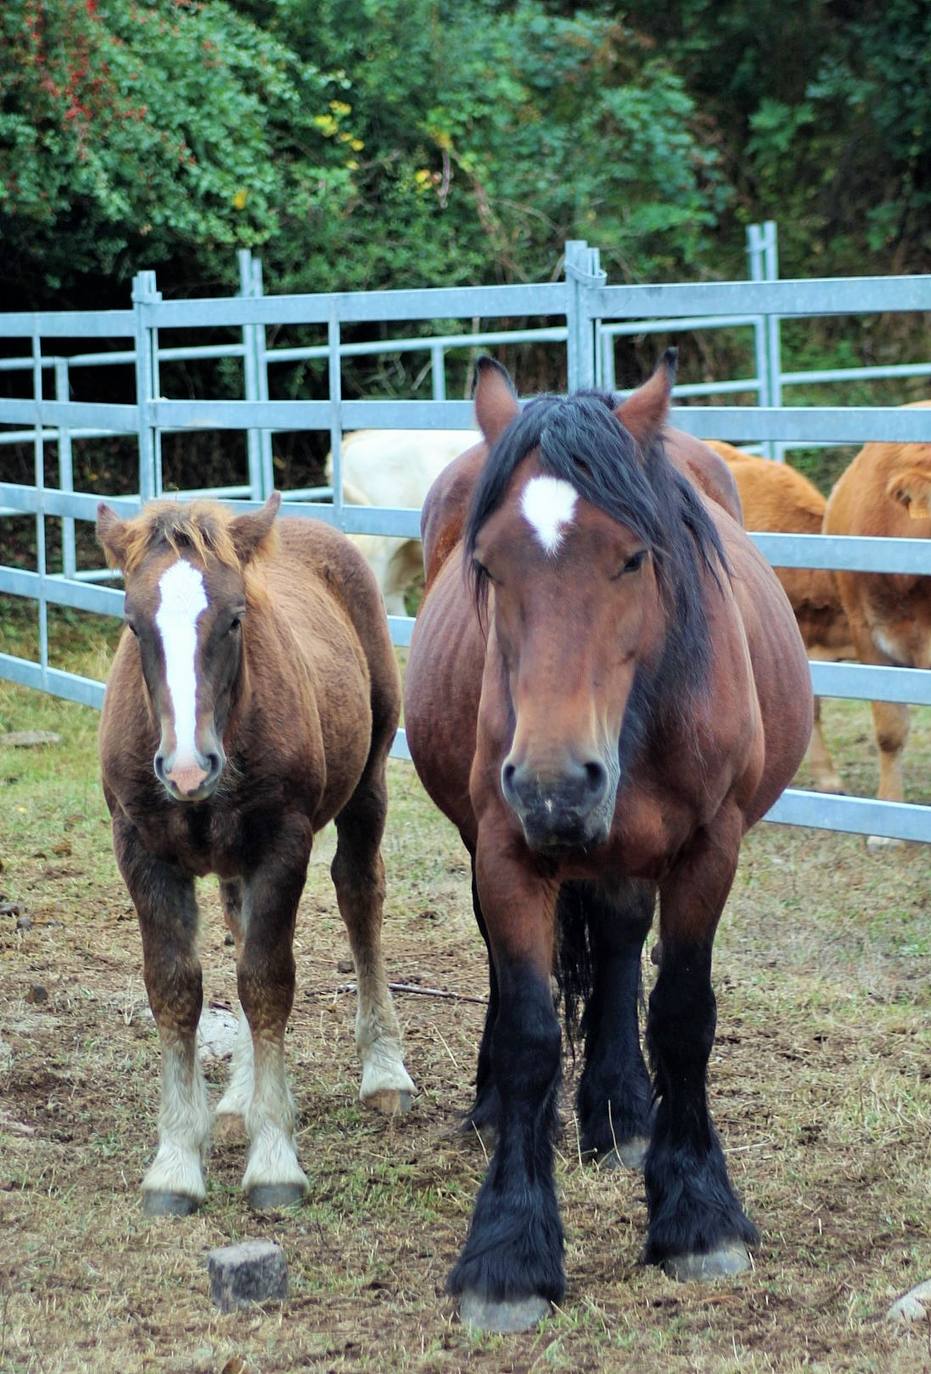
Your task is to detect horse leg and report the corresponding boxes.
[238,823,311,1210]
[573,878,655,1170]
[450,841,563,1333]
[868,698,910,848]
[463,860,500,1146]
[644,819,757,1279]
[807,697,843,794]
[215,879,253,1137]
[112,818,209,1216]
[331,764,415,1114]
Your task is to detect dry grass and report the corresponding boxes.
[1,668,930,1373]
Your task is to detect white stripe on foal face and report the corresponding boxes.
[155,560,208,760]
[520,476,578,555]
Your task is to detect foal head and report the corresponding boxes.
[97,494,280,802]
[466,356,725,852]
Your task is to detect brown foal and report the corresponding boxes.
[97,494,413,1215]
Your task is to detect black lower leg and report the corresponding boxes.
[570,880,654,1161]
[450,960,564,1304]
[643,939,756,1267]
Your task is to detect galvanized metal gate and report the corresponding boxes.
[2,239,930,843]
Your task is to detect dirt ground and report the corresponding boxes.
[1,679,930,1374]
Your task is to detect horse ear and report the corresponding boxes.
[96,503,130,570]
[616,348,677,448]
[472,355,520,446]
[230,492,281,564]
[886,467,931,520]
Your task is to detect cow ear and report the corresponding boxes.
[886,468,931,520]
[230,492,281,564]
[472,355,520,447]
[96,504,131,570]
[616,348,677,449]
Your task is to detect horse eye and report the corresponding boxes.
[618,550,646,577]
[228,616,241,633]
[125,620,138,637]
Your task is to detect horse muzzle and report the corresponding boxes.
[501,755,617,852]
[154,746,225,803]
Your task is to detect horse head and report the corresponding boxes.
[96,493,280,802]
[467,354,724,852]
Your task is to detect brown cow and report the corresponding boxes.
[822,402,931,837]
[704,441,855,793]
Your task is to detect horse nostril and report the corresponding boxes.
[206,753,221,776]
[502,762,516,790]
[584,760,607,798]
[154,754,166,781]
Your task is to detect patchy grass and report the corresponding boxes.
[1,651,930,1371]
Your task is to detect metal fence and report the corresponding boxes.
[1,239,930,844]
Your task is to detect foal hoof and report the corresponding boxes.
[459,1291,551,1334]
[663,1244,751,1282]
[142,1189,200,1218]
[362,1088,412,1116]
[598,1136,650,1171]
[247,1182,306,1212]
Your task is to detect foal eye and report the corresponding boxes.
[228,617,241,633]
[125,621,138,637]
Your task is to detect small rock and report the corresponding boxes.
[336,958,354,974]
[887,1278,931,1324]
[0,902,21,918]
[197,1006,239,1062]
[16,914,33,932]
[208,1241,288,1312]
[224,931,235,947]
[0,731,62,748]
[25,984,48,1005]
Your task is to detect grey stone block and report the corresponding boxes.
[207,1241,288,1312]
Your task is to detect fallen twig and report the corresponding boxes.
[308,981,487,1006]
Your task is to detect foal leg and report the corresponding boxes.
[644,819,757,1279]
[450,839,563,1333]
[868,698,910,848]
[572,878,655,1170]
[215,879,253,1134]
[807,697,843,794]
[238,822,311,1210]
[331,762,415,1114]
[112,818,209,1216]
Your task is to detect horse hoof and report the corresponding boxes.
[247,1182,306,1212]
[142,1189,200,1217]
[459,1290,551,1333]
[362,1088,413,1116]
[663,1244,751,1282]
[598,1136,650,1171]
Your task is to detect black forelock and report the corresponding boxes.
[464,387,729,743]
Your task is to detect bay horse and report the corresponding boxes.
[96,494,414,1216]
[404,355,812,1332]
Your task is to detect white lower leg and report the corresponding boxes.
[143,1032,210,1202]
[241,1035,307,1195]
[215,1006,254,1122]
[355,964,415,1106]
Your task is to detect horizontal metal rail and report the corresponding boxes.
[591,275,931,319]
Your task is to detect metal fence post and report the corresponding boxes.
[565,240,605,391]
[762,220,784,460]
[327,304,343,524]
[430,343,447,401]
[239,249,264,501]
[132,270,162,503]
[54,358,77,578]
[747,223,775,459]
[32,329,49,685]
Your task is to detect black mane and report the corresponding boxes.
[465,389,729,746]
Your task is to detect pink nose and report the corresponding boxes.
[167,762,208,796]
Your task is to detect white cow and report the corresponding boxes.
[326,429,479,615]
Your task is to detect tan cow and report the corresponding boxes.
[705,441,854,792]
[822,402,931,835]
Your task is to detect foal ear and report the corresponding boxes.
[472,355,520,447]
[230,492,282,564]
[616,348,677,449]
[96,503,131,570]
[886,467,931,520]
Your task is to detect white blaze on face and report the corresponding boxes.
[520,476,578,555]
[155,560,208,761]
